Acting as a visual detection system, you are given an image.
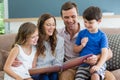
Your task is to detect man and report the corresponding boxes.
[58,1,115,80]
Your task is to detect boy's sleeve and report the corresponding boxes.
[101,33,109,48]
[75,32,82,45]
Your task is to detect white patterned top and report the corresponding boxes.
[36,35,64,68]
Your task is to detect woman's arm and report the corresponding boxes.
[32,53,38,68]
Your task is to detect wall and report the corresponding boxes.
[4,0,120,33]
[8,0,120,18]
[5,16,120,33]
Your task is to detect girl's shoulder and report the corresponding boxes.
[9,45,19,55]
[12,44,19,50]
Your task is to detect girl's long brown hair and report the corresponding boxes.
[12,22,37,48]
[37,13,57,57]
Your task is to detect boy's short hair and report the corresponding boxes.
[83,6,102,21]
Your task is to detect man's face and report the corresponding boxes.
[61,7,79,30]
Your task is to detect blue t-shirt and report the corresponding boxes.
[75,29,108,57]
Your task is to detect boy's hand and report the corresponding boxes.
[90,65,100,74]
[81,37,88,47]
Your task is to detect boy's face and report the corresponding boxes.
[83,18,101,32]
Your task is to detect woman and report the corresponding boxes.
[32,13,64,80]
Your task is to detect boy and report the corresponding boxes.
[74,6,108,80]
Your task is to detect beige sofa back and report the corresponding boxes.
[0,34,16,70]
[0,34,16,51]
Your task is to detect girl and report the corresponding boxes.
[32,13,64,80]
[4,22,39,80]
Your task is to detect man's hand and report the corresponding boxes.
[83,55,98,65]
[12,58,22,67]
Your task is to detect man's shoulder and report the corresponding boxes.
[57,28,65,34]
[57,28,66,37]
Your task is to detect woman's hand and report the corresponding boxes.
[12,58,22,67]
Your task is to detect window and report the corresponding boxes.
[0,0,4,34]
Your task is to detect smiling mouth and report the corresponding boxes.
[48,30,53,33]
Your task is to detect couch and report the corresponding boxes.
[0,28,120,80]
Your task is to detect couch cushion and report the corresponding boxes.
[0,71,4,80]
[105,70,116,80]
[112,69,120,80]
[0,49,9,71]
[106,34,120,70]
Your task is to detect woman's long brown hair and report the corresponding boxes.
[37,13,57,57]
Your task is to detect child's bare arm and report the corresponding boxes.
[32,53,38,68]
[4,46,23,79]
[73,37,88,53]
[90,48,108,73]
[97,48,108,67]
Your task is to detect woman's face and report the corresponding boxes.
[44,17,56,37]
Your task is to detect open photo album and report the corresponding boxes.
[29,54,93,75]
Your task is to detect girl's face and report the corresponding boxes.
[44,17,56,37]
[26,29,39,46]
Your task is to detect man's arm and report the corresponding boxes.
[96,48,113,61]
[84,48,113,65]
